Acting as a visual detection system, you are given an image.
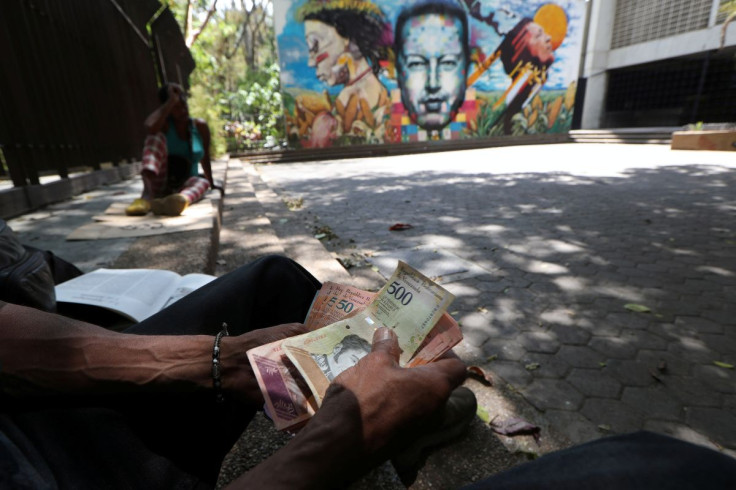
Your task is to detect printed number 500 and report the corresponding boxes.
[387,281,413,306]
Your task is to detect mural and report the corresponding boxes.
[274,0,586,148]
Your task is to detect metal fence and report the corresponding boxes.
[0,0,194,188]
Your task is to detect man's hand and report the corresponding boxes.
[221,323,308,406]
[236,327,466,489]
[326,327,467,456]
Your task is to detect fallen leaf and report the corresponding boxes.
[370,266,380,273]
[599,362,607,368]
[486,355,498,362]
[467,366,493,386]
[714,361,735,369]
[476,306,488,313]
[491,416,541,442]
[476,405,491,424]
[314,233,327,240]
[389,223,414,231]
[624,303,651,313]
[450,311,459,316]
[525,363,540,371]
[598,424,611,432]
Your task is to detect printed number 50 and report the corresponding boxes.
[387,281,413,306]
[337,299,354,314]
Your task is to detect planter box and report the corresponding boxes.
[671,130,736,151]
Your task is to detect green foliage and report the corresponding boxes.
[188,84,227,156]
[224,63,284,136]
[164,0,285,152]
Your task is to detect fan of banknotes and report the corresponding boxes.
[247,261,463,432]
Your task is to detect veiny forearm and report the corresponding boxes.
[0,302,212,398]
[231,389,369,490]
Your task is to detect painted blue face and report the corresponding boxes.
[398,14,467,130]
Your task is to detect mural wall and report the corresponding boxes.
[274,0,586,149]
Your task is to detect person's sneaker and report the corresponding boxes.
[391,386,477,487]
[151,193,189,216]
[125,198,151,216]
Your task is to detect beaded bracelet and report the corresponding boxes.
[212,322,229,403]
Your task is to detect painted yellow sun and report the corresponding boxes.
[534,4,568,51]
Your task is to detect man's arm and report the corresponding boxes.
[144,85,180,134]
[233,327,467,489]
[0,301,305,405]
[195,119,215,188]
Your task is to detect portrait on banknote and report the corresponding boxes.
[310,334,372,381]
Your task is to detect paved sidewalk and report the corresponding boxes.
[5,143,735,487]
[255,143,736,457]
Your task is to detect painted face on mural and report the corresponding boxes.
[304,20,350,86]
[397,14,467,131]
[524,22,555,65]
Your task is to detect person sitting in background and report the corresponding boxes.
[126,83,214,216]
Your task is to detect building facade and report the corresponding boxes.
[581,0,736,129]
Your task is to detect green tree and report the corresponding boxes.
[163,0,285,153]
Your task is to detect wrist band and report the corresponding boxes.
[212,322,229,403]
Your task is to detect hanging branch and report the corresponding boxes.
[183,0,192,42]
[721,9,736,50]
[187,0,219,48]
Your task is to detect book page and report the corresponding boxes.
[159,273,216,310]
[55,269,181,322]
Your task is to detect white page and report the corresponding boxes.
[56,269,181,322]
[158,273,216,311]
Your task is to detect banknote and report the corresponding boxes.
[304,281,376,331]
[406,312,462,367]
[247,338,317,431]
[305,282,461,366]
[281,261,455,405]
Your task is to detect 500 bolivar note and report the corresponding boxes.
[281,261,455,405]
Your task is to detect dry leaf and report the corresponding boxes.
[624,303,651,313]
[491,416,541,442]
[389,223,414,231]
[476,405,491,424]
[714,361,735,369]
[468,365,493,386]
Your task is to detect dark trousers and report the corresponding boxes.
[466,431,736,490]
[7,255,320,489]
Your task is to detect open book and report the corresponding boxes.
[55,268,216,322]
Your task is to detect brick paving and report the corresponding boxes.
[256,143,736,456]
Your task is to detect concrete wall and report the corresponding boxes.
[581,0,736,129]
[0,163,141,220]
